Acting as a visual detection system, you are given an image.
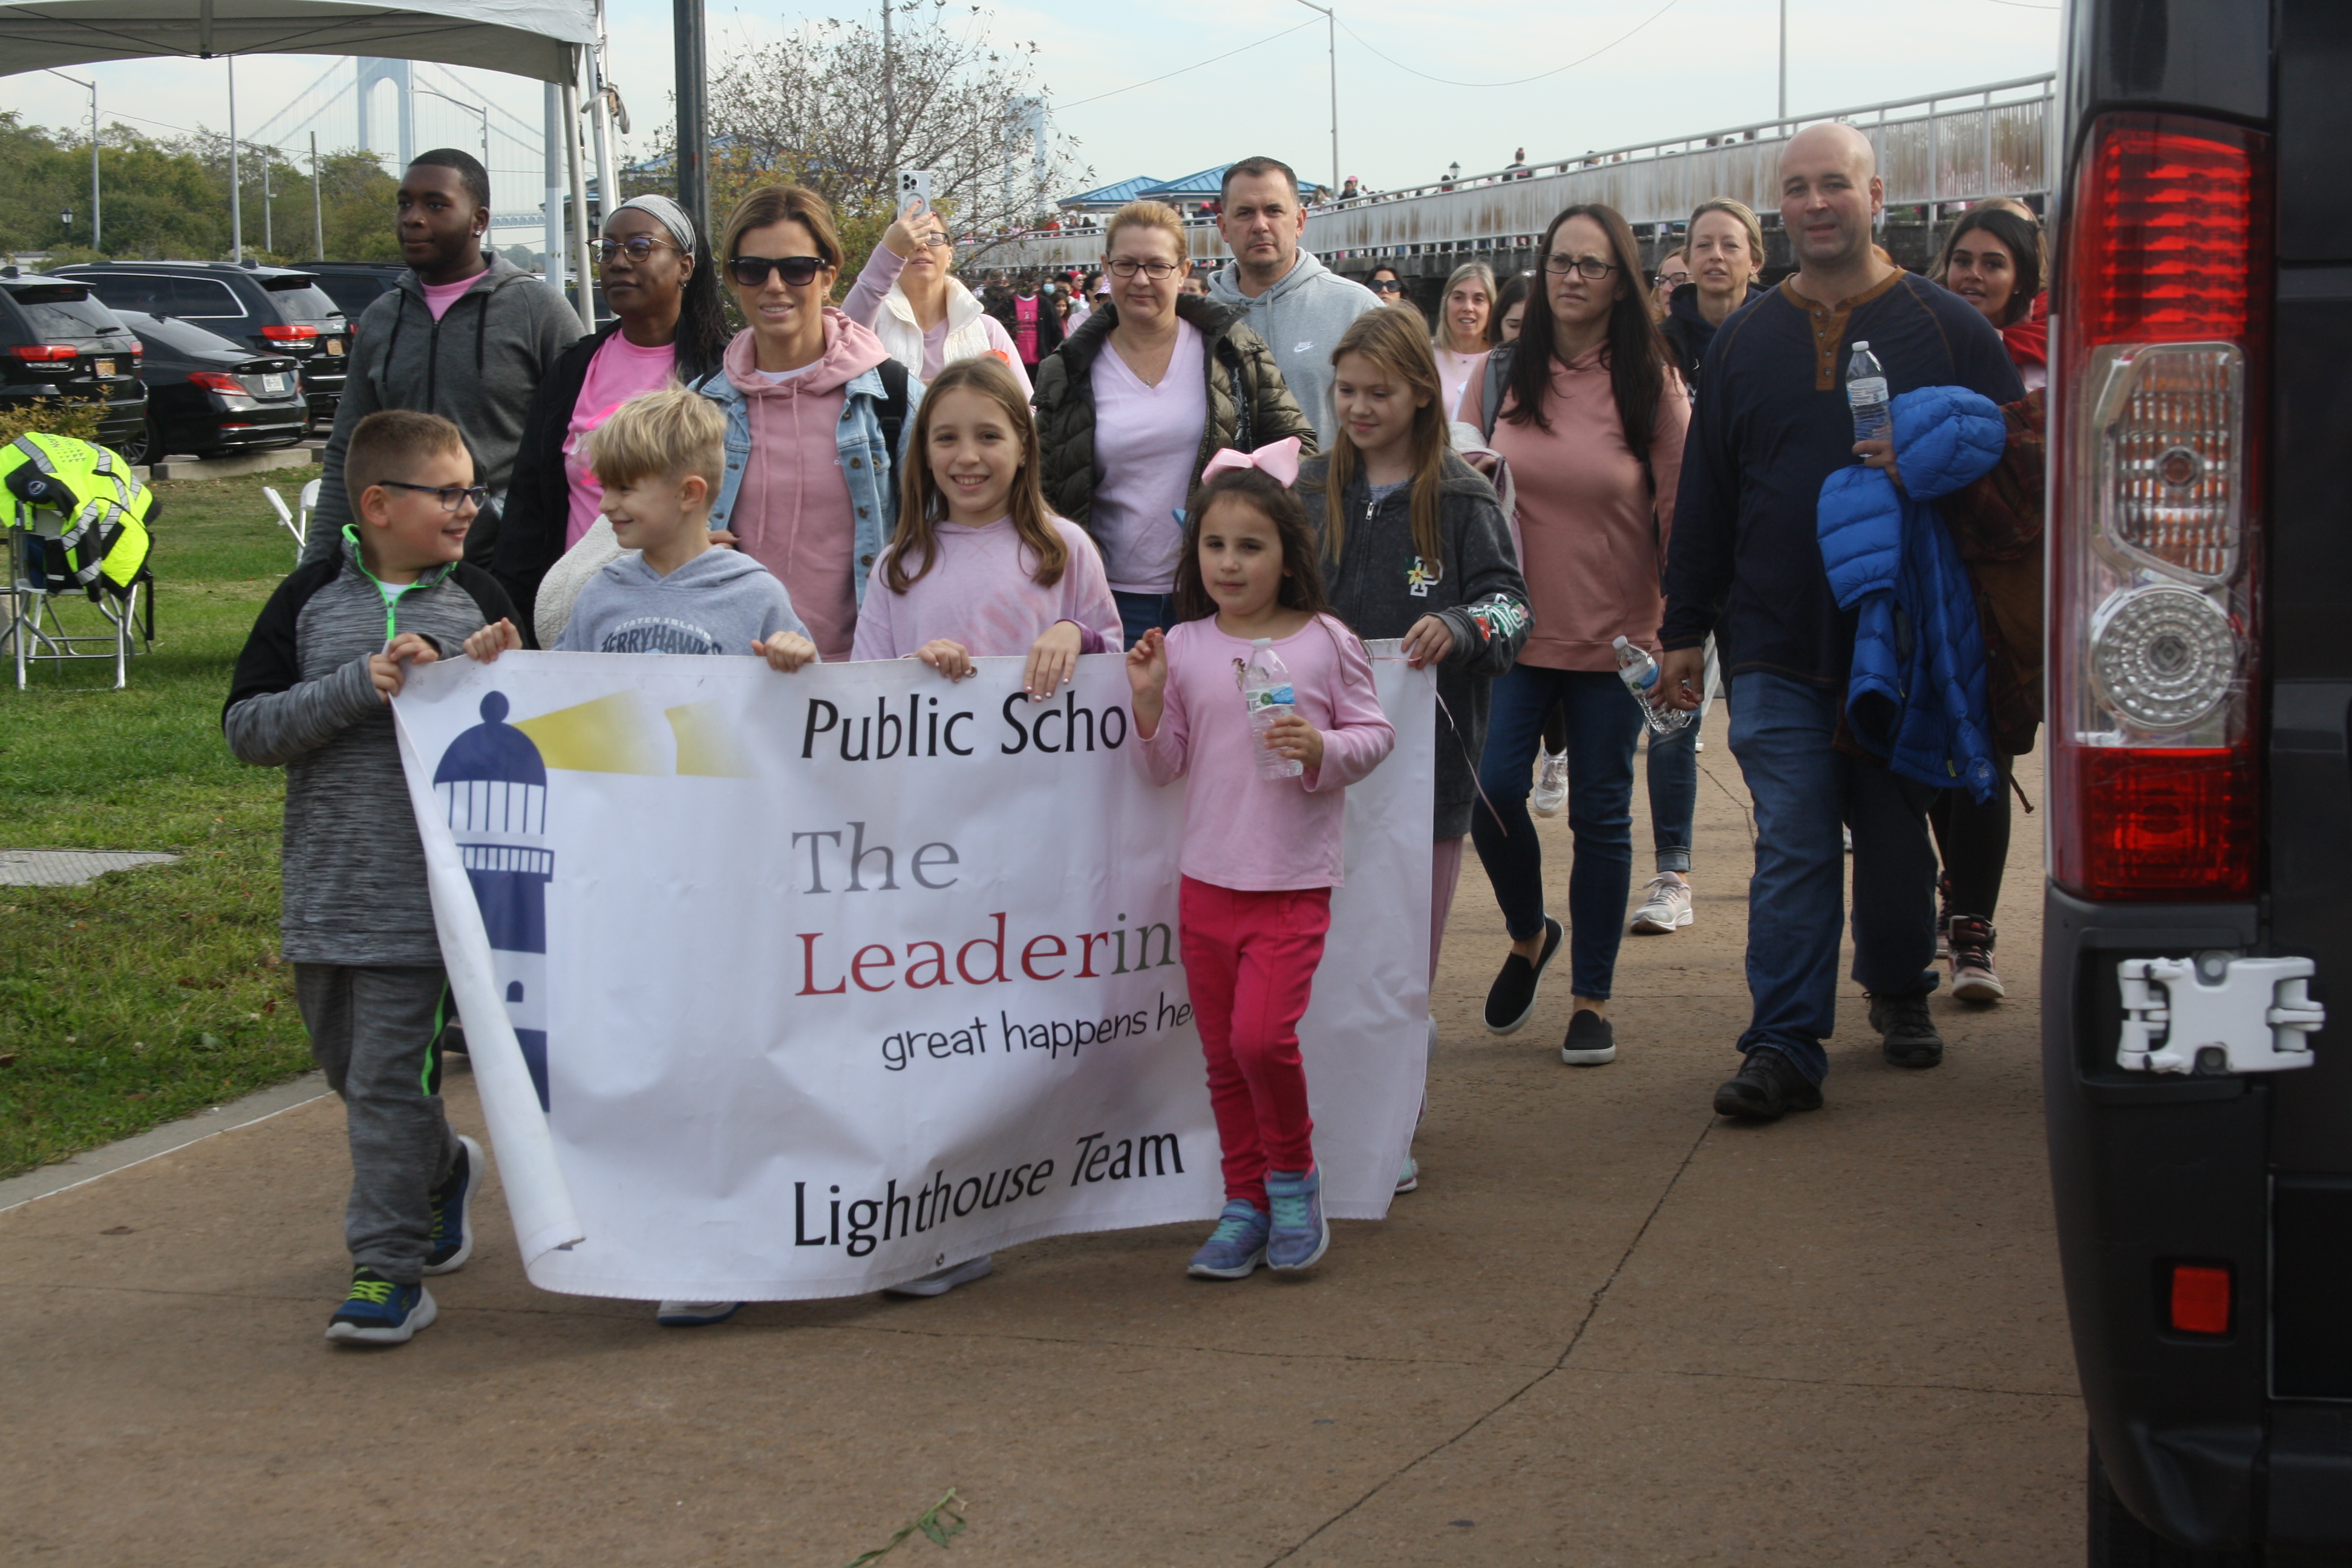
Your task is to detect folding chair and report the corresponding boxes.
[264,478,319,559]
[4,514,148,691]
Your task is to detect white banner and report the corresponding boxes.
[391,646,1433,1301]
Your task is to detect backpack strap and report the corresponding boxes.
[1480,344,1512,442]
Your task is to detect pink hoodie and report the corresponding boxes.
[721,308,892,662]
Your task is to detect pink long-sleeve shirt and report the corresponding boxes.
[850,515,1123,660]
[1135,615,1396,892]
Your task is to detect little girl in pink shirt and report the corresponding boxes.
[1125,451,1396,1279]
[852,356,1121,692]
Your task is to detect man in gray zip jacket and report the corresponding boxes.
[1207,155,1380,446]
[301,149,581,569]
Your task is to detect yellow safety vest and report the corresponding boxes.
[2,433,155,597]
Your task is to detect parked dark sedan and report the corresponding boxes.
[51,262,348,424]
[114,311,307,460]
[0,272,149,459]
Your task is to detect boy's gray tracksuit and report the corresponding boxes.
[554,546,811,655]
[224,530,515,1283]
[1206,249,1382,448]
[301,252,582,569]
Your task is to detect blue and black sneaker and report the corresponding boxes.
[325,1267,437,1345]
[424,1134,482,1276]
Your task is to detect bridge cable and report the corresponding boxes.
[1058,17,1319,110]
[1335,0,1682,90]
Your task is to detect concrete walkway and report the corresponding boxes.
[0,708,2080,1566]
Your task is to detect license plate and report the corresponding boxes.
[325,339,344,356]
[94,359,115,377]
[261,373,289,393]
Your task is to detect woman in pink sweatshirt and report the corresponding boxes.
[698,185,916,663]
[1127,459,1395,1281]
[1459,203,1688,1071]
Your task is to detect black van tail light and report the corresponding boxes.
[2167,1262,2233,1336]
[2051,114,2273,900]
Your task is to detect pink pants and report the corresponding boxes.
[1178,877,1332,1208]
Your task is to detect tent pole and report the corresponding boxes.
[543,83,564,283]
[563,51,595,332]
[228,57,243,261]
[589,3,618,241]
[674,0,708,244]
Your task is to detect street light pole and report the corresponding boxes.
[311,132,324,258]
[673,0,708,244]
[1778,0,1788,125]
[414,86,491,171]
[1292,0,1338,198]
[46,70,98,252]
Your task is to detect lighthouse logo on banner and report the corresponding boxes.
[432,692,554,1110]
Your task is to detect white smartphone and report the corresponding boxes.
[897,169,935,210]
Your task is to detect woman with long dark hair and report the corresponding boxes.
[495,193,732,638]
[1460,203,1688,1068]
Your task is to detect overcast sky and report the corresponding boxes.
[3,0,2059,218]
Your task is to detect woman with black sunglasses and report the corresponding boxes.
[495,194,732,637]
[690,184,915,669]
[1460,203,1689,1070]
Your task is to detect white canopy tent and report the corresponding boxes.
[0,0,609,327]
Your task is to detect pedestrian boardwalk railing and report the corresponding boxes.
[973,74,2056,272]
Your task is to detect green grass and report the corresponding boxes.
[0,472,319,1177]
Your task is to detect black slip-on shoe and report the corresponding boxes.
[1560,1008,1617,1065]
[1483,915,1564,1036]
[1868,987,1946,1068]
[1711,1048,1825,1121]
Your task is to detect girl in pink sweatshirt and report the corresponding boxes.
[1126,456,1396,1281]
[851,356,1120,689]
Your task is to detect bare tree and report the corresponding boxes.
[684,2,1088,276]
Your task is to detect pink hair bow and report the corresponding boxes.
[1199,436,1303,488]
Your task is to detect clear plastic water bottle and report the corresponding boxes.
[1846,339,1891,448]
[1613,635,1694,736]
[1243,638,1304,779]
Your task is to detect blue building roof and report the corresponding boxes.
[1139,165,1232,201]
[1059,174,1167,211]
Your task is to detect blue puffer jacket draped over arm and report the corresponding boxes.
[1816,386,2006,803]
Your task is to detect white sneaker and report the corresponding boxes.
[1530,747,1569,817]
[656,1299,742,1327]
[884,1254,994,1298]
[1628,873,1693,933]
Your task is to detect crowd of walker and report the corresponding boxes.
[216,123,2047,1345]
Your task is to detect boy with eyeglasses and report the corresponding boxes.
[226,408,521,1346]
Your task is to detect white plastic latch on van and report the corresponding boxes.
[2117,956,2325,1074]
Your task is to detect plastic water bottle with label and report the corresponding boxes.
[1243,638,1304,779]
[1613,635,1694,736]
[1846,339,1891,448]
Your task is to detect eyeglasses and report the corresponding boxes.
[1367,278,1405,294]
[1543,254,1623,280]
[599,235,681,263]
[728,254,827,288]
[1658,272,1691,288]
[1106,258,1180,280]
[379,480,488,512]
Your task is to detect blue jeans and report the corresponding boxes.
[1645,723,1696,874]
[1112,591,1175,652]
[1471,665,1642,1000]
[1728,672,1940,1083]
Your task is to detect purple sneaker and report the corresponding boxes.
[1265,1166,1330,1272]
[1186,1200,1270,1279]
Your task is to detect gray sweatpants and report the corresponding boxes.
[295,964,461,1285]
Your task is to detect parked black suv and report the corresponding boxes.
[2047,1,2352,1563]
[293,261,407,336]
[0,272,148,457]
[113,311,306,459]
[50,262,348,424]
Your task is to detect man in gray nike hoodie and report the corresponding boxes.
[1207,155,1380,446]
[302,151,582,569]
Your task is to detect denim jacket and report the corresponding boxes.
[694,364,921,610]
